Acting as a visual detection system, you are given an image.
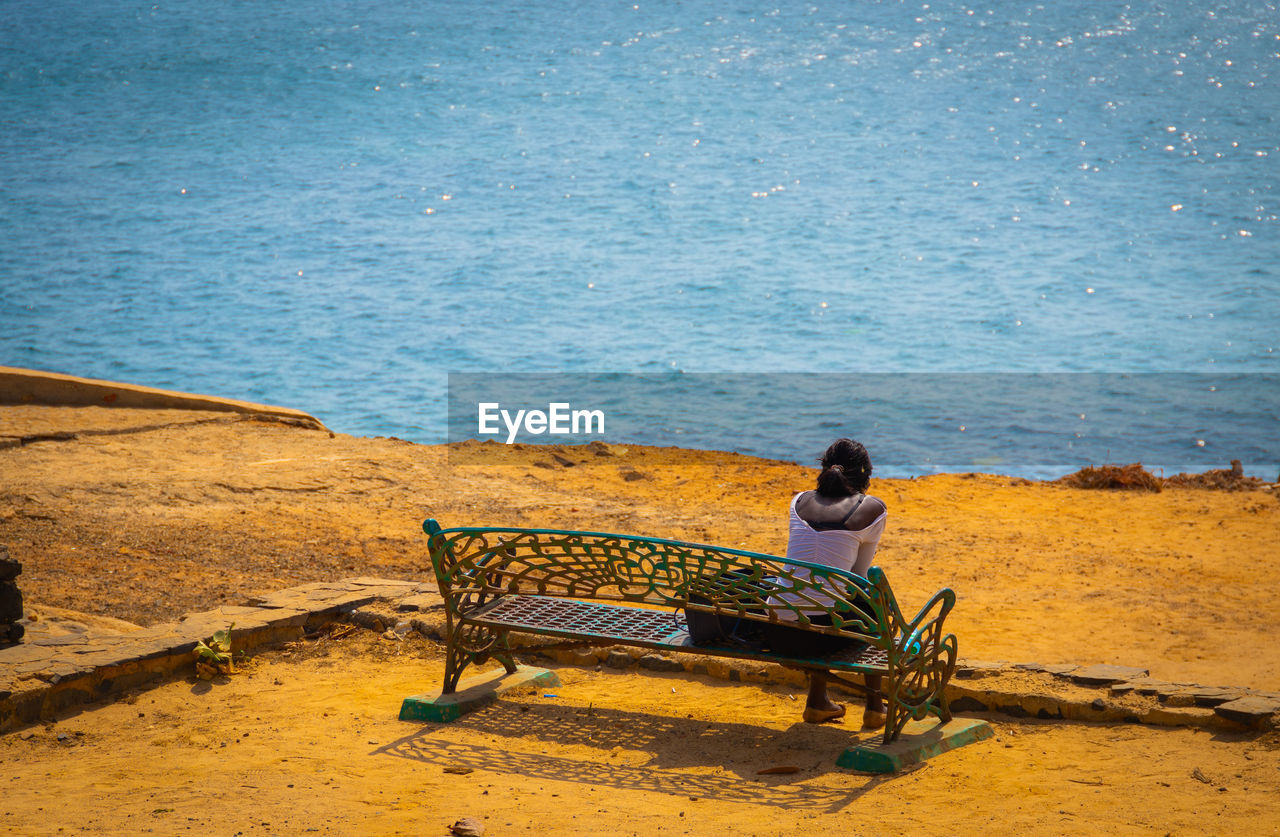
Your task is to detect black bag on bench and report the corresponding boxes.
[682,569,769,650]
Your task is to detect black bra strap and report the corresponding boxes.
[839,494,867,526]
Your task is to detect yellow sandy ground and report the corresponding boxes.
[2,633,1278,837]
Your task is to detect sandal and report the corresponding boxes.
[802,703,846,724]
[862,708,887,730]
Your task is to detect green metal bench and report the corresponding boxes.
[423,519,958,745]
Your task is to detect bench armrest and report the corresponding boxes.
[894,586,955,658]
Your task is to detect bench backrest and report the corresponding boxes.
[425,519,923,649]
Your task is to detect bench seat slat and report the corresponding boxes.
[466,594,890,673]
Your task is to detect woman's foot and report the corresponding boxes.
[802,703,846,724]
[861,707,887,730]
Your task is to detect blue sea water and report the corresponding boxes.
[1,1,1277,476]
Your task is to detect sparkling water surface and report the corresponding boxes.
[2,1,1277,474]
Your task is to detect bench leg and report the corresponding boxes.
[443,622,511,695]
[882,634,959,745]
[442,640,468,695]
[883,692,906,746]
[495,650,518,675]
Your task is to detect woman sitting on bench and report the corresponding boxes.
[764,438,889,728]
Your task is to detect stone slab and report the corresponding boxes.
[836,717,994,774]
[1213,696,1280,728]
[1140,706,1218,727]
[345,577,420,592]
[1157,686,1240,708]
[1014,662,1078,675]
[1108,676,1173,696]
[399,666,562,724]
[31,633,90,647]
[0,644,57,665]
[638,654,684,672]
[1067,664,1149,686]
[31,664,91,684]
[296,591,379,610]
[397,594,445,613]
[954,660,1007,679]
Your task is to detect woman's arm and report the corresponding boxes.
[852,537,881,577]
[849,498,888,576]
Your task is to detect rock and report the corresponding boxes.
[1108,676,1170,695]
[561,648,601,668]
[1014,662,1078,675]
[954,660,1006,679]
[704,659,730,680]
[638,654,684,672]
[0,577,22,626]
[450,817,485,837]
[1213,696,1280,728]
[1067,664,1149,686]
[604,650,634,669]
[1191,690,1241,708]
[345,610,386,633]
[395,594,443,613]
[1157,686,1240,708]
[1,586,25,633]
[0,548,21,581]
[948,696,989,713]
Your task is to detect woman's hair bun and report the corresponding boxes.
[816,438,872,496]
[816,463,853,497]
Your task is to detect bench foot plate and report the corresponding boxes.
[836,717,993,774]
[399,666,561,724]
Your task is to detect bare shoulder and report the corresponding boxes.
[847,494,887,531]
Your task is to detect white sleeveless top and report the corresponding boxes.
[775,491,888,620]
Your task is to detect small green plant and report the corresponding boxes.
[194,623,235,680]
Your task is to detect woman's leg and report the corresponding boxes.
[802,670,846,723]
[806,671,840,710]
[865,674,884,712]
[862,674,886,729]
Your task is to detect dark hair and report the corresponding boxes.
[815,438,872,497]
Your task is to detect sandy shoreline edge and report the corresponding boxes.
[5,364,1272,486]
[0,365,328,431]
